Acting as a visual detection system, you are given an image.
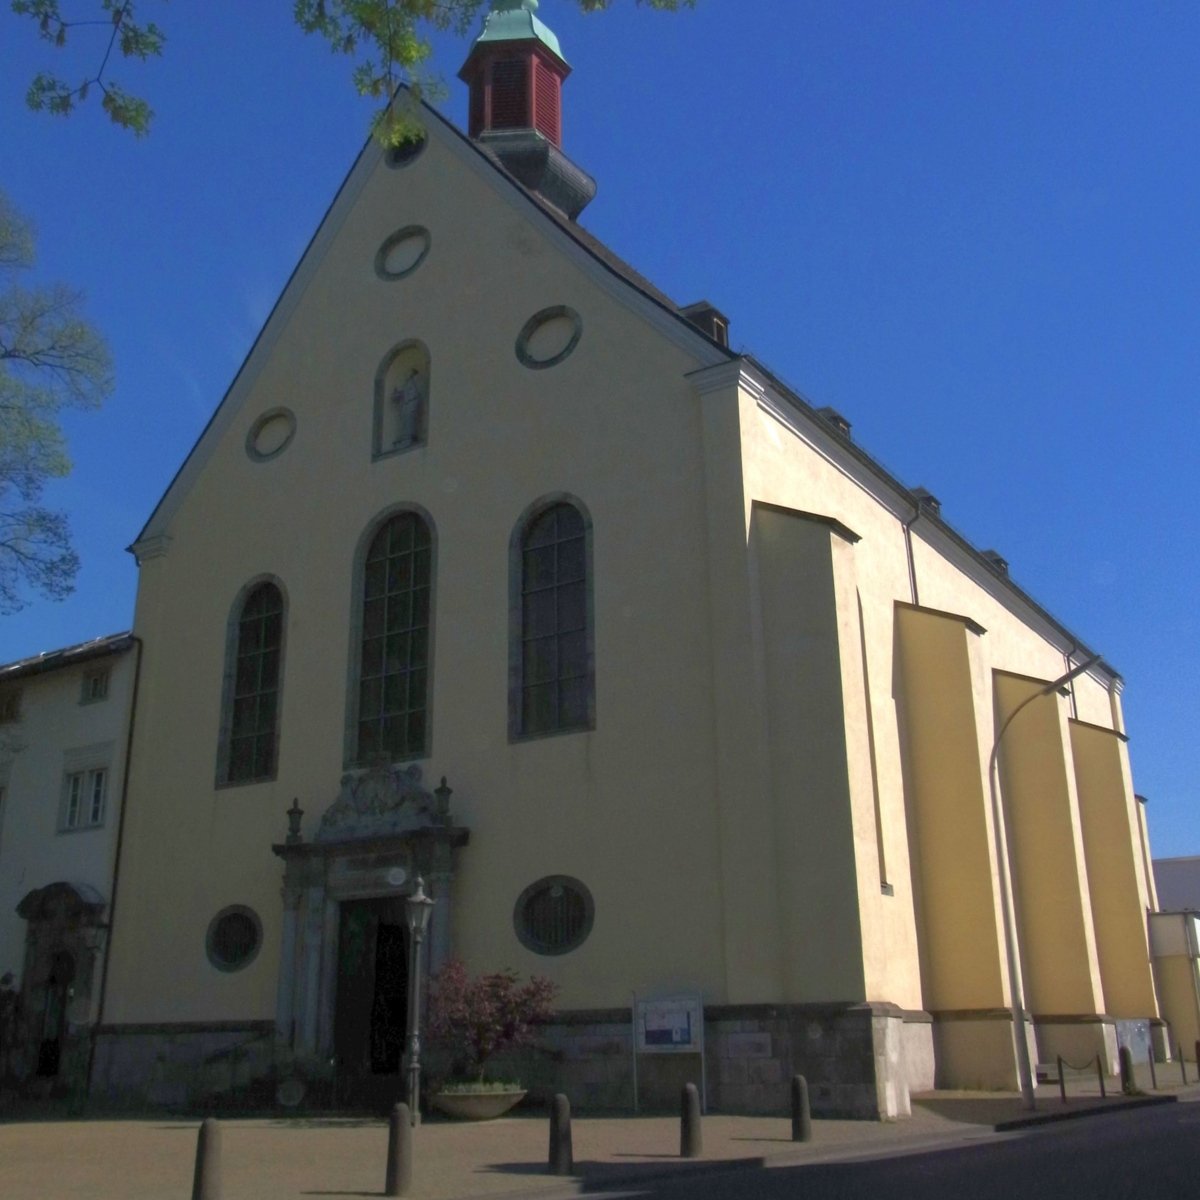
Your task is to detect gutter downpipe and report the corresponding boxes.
[988,652,1102,1110]
[85,633,144,1102]
[902,500,921,606]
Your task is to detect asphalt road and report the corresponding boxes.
[594,1101,1200,1200]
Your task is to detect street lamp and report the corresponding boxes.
[988,652,1101,1110]
[404,876,435,1126]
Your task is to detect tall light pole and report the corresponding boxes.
[988,652,1101,1110]
[404,876,435,1127]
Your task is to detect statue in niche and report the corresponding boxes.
[391,365,426,449]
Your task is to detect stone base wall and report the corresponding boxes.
[89,1004,934,1120]
[90,1023,275,1109]
[512,1002,932,1121]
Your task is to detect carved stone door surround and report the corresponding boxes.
[271,764,469,1074]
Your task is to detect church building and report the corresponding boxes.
[86,0,1164,1118]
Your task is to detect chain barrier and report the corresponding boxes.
[1055,1054,1106,1103]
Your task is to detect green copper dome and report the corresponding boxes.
[472,0,567,65]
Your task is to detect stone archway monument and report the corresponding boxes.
[272,764,469,1081]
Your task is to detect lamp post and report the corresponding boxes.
[988,652,1101,1110]
[404,876,435,1126]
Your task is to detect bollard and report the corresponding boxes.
[1118,1046,1135,1095]
[1195,1040,1200,1074]
[790,1075,812,1142]
[1181,1045,1188,1086]
[385,1102,413,1197]
[1057,1057,1067,1104]
[548,1093,573,1175]
[1096,1055,1106,1100]
[680,1082,702,1158]
[191,1118,222,1200]
[1147,1045,1158,1091]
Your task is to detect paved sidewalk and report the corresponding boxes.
[3,1068,1196,1200]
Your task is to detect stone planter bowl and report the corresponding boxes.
[429,1088,527,1120]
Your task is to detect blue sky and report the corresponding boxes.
[0,1,1196,856]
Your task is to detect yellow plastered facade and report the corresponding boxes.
[95,99,1165,1115]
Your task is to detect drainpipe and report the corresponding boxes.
[85,634,144,1099]
[1062,643,1079,718]
[902,500,921,607]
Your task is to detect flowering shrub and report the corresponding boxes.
[426,957,557,1084]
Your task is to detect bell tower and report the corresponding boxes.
[459,0,597,220]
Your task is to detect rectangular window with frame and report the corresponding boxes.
[61,766,107,831]
[80,668,110,704]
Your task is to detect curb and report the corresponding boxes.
[443,1096,1185,1200]
[993,1092,1178,1131]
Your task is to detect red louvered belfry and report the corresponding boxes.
[459,37,569,148]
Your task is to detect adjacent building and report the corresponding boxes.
[0,633,136,1096]
[1151,856,1200,1058]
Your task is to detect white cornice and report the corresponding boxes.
[687,358,766,399]
[129,534,173,565]
[699,358,1121,689]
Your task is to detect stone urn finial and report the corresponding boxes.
[286,798,305,844]
[434,777,453,825]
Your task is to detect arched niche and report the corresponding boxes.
[373,341,431,459]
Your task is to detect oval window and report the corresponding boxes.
[206,905,263,973]
[516,306,583,370]
[245,408,296,462]
[514,876,594,956]
[375,226,431,281]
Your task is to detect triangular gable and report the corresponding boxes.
[131,95,732,555]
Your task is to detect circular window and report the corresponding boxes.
[516,306,583,370]
[375,226,432,281]
[245,408,296,462]
[514,876,594,956]
[386,132,427,168]
[206,905,262,973]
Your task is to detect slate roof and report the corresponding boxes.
[0,632,134,682]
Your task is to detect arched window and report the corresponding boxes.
[511,499,594,739]
[354,511,433,763]
[219,580,285,785]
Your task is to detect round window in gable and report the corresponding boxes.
[375,226,432,281]
[386,132,427,168]
[514,876,594,956]
[206,905,263,973]
[245,408,296,462]
[516,306,583,370]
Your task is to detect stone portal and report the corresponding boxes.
[272,764,468,1089]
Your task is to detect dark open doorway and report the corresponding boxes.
[333,897,409,1100]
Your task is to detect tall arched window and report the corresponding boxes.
[511,498,594,739]
[355,511,433,762]
[219,580,285,785]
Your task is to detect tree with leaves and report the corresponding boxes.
[0,193,112,614]
[12,0,695,142]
